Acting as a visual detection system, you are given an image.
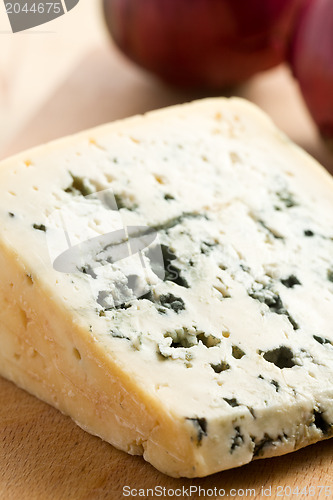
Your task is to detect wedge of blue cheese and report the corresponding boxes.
[0,98,332,477]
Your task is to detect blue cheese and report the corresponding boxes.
[0,98,332,477]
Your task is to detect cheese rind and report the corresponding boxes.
[0,98,333,477]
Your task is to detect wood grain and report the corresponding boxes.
[1,376,333,500]
[0,47,333,499]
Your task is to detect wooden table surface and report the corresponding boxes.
[0,5,333,499]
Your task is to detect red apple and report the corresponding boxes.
[289,0,333,147]
[103,0,305,88]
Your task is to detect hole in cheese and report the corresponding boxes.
[73,347,81,361]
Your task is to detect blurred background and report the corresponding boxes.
[0,0,332,174]
[0,2,332,497]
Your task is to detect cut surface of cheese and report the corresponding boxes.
[0,98,333,478]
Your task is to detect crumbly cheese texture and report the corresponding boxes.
[0,98,332,477]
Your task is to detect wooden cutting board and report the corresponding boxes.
[1,48,333,500]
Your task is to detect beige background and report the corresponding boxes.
[0,1,105,153]
[0,1,332,499]
[0,0,332,175]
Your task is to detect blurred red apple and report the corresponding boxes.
[289,0,333,147]
[103,0,305,89]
